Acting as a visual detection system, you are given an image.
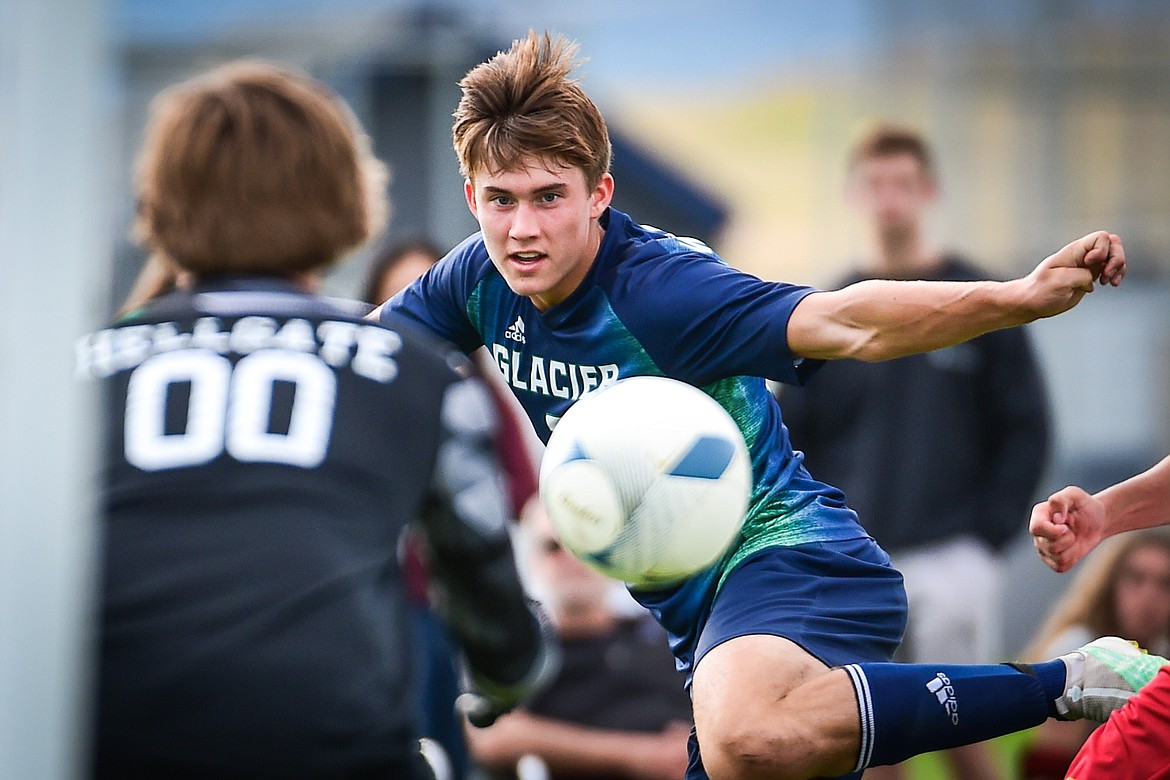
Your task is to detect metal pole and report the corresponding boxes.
[0,0,110,777]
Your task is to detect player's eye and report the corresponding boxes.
[489,195,513,206]
[538,192,561,204]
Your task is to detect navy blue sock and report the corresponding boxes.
[1014,659,1069,716]
[843,660,1064,771]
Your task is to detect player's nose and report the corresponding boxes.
[508,202,541,240]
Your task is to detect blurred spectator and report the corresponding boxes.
[362,236,447,306]
[362,238,542,779]
[115,252,187,318]
[1018,528,1170,779]
[465,496,693,780]
[779,123,1052,780]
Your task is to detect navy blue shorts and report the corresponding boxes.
[695,537,908,669]
[686,538,909,780]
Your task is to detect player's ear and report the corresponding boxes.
[590,173,614,219]
[842,175,858,208]
[464,178,478,219]
[922,173,939,202]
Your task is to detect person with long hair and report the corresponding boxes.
[84,60,552,778]
[1020,528,1170,777]
[1029,455,1170,779]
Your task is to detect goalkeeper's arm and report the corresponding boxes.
[419,375,557,725]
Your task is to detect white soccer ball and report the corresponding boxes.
[539,376,752,587]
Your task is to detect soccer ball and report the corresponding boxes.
[539,376,752,587]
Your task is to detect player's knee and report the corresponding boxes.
[699,717,813,780]
[700,727,775,780]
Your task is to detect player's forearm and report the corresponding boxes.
[1098,455,1170,536]
[467,712,662,775]
[789,278,1032,362]
[423,491,548,691]
[424,376,548,689]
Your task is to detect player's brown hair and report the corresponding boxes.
[847,123,936,178]
[452,30,612,188]
[133,60,388,276]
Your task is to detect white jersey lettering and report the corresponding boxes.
[77,319,400,383]
[485,341,618,400]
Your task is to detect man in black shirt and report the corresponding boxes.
[466,498,692,779]
[780,124,1051,780]
[81,61,552,779]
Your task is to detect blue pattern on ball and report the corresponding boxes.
[668,435,736,479]
[562,441,589,464]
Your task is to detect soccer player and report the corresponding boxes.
[82,61,553,778]
[1031,455,1170,779]
[376,31,1162,780]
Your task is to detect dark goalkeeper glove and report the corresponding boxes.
[456,605,560,728]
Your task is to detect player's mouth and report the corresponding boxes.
[509,251,547,266]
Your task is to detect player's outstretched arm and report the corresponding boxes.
[787,231,1125,362]
[422,375,557,725]
[1031,453,1170,572]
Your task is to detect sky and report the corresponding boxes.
[112,0,1154,105]
[479,0,873,93]
[113,0,875,95]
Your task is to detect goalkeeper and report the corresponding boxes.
[86,60,553,779]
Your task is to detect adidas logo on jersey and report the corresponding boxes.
[504,316,526,344]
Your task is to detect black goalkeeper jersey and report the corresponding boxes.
[80,277,541,779]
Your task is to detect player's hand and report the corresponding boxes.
[455,690,509,728]
[1019,232,1126,319]
[1029,485,1108,572]
[458,611,561,729]
[457,662,549,729]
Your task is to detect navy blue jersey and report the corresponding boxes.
[383,208,870,675]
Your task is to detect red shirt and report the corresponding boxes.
[1066,666,1170,779]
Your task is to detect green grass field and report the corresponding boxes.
[902,730,1035,780]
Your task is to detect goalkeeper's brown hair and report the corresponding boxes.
[133,60,387,276]
[453,30,612,188]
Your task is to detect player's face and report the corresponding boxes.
[466,157,614,311]
[846,152,936,238]
[1113,544,1170,646]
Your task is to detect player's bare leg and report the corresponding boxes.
[692,633,1168,780]
[691,634,861,780]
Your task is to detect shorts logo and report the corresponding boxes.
[504,316,526,344]
[926,672,959,725]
